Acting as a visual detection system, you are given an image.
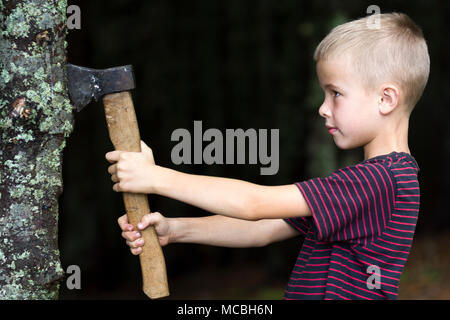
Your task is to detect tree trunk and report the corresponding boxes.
[0,0,73,299]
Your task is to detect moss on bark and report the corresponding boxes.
[0,0,73,299]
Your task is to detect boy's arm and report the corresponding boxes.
[106,142,311,221]
[153,166,311,221]
[120,212,300,251]
[170,216,300,247]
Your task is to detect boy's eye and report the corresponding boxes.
[333,91,341,98]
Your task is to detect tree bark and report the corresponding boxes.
[0,0,73,299]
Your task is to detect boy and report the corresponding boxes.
[107,12,430,299]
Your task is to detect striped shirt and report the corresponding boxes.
[284,151,420,300]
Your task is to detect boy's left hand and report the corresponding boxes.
[105,140,156,194]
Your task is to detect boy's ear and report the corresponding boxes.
[378,84,400,115]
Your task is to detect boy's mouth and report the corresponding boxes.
[326,125,338,135]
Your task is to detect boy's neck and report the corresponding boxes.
[363,117,411,160]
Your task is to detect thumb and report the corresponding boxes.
[140,140,155,163]
[137,212,158,230]
[140,140,152,154]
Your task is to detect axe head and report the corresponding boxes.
[66,64,135,112]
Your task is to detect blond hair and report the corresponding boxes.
[314,13,430,111]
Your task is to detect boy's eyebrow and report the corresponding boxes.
[320,83,342,91]
[323,83,340,90]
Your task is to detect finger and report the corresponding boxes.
[126,238,144,248]
[113,183,121,192]
[111,174,118,183]
[121,230,141,241]
[119,152,130,161]
[105,151,122,163]
[131,247,142,255]
[108,164,117,175]
[117,215,130,229]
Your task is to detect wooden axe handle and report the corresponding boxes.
[103,91,169,299]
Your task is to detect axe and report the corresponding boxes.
[66,64,169,299]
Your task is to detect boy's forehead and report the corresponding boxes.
[316,57,355,87]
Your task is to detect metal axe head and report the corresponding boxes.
[66,64,135,112]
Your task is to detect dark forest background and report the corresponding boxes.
[59,0,450,299]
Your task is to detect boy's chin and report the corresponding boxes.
[333,138,361,150]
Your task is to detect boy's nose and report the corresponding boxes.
[318,102,331,118]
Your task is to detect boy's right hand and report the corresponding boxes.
[118,212,171,255]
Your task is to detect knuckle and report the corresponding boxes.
[131,234,139,241]
[153,212,162,220]
[142,213,151,222]
[123,232,133,241]
[123,232,133,240]
[131,240,140,248]
[119,153,129,161]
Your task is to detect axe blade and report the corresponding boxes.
[66,64,136,112]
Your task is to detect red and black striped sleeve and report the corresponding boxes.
[284,216,311,238]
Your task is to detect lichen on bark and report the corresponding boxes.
[0,0,73,299]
